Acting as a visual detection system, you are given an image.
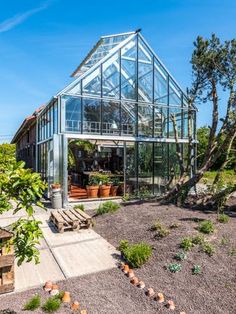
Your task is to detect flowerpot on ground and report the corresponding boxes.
[86,185,99,198]
[51,183,61,190]
[99,185,111,197]
[110,185,119,196]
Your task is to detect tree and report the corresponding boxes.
[162,34,236,207]
[0,143,47,265]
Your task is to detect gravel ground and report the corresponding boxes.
[0,200,236,314]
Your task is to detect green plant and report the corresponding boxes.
[41,296,61,313]
[88,175,100,186]
[198,220,215,234]
[174,251,187,261]
[169,223,180,229]
[98,174,110,185]
[118,240,152,268]
[122,193,131,202]
[96,201,120,215]
[151,220,170,238]
[201,242,215,256]
[192,265,201,275]
[168,263,182,273]
[74,204,84,211]
[229,247,236,256]
[23,294,41,310]
[180,237,194,251]
[217,213,230,223]
[220,235,230,246]
[192,235,205,245]
[112,177,120,186]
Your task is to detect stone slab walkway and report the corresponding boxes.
[0,207,118,292]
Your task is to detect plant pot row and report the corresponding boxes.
[87,185,119,198]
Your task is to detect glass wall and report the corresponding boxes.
[38,101,58,142]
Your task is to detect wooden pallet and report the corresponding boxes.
[50,208,92,233]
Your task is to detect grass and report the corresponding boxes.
[217,213,230,224]
[41,296,61,313]
[201,170,236,185]
[198,220,215,234]
[74,204,85,211]
[23,294,41,310]
[96,201,120,215]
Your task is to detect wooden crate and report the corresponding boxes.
[0,228,14,294]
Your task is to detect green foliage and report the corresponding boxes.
[169,222,180,229]
[88,175,100,186]
[192,265,201,275]
[41,296,61,313]
[74,204,84,211]
[23,294,41,310]
[168,263,182,273]
[96,201,120,215]
[217,213,230,223]
[220,236,230,246]
[174,251,187,261]
[118,240,152,268]
[198,220,215,234]
[192,235,205,245]
[197,126,210,168]
[180,237,194,251]
[111,177,120,186]
[201,242,215,256]
[151,220,170,238]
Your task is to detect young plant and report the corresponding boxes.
[201,242,215,256]
[169,223,180,229]
[180,237,194,251]
[96,201,120,215]
[74,204,84,211]
[192,235,205,245]
[118,240,152,268]
[198,220,215,234]
[151,220,170,238]
[23,294,41,310]
[41,296,61,313]
[168,263,182,273]
[192,265,201,275]
[220,235,230,246]
[174,251,187,261]
[217,213,230,224]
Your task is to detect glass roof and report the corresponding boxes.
[72,32,135,77]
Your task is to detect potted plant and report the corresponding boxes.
[51,182,61,190]
[86,175,100,198]
[110,177,120,196]
[99,174,111,198]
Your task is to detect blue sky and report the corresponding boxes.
[0,0,235,143]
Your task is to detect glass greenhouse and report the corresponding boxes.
[36,30,197,206]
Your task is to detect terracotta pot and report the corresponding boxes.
[99,185,111,197]
[130,276,139,285]
[146,288,155,297]
[86,185,99,198]
[123,264,129,274]
[167,300,175,310]
[71,301,80,311]
[156,293,164,303]
[50,284,59,296]
[110,185,119,196]
[128,269,135,278]
[51,183,61,189]
[62,291,71,303]
[44,281,53,292]
[138,281,145,289]
[120,262,125,270]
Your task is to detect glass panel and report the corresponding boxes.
[63,96,81,132]
[53,102,58,134]
[169,107,182,138]
[82,67,101,96]
[83,98,101,134]
[125,142,137,194]
[154,59,168,105]
[138,37,153,102]
[102,101,120,134]
[169,78,182,106]
[138,142,153,194]
[183,110,189,138]
[154,106,167,137]
[67,81,81,95]
[121,39,136,100]
[138,104,153,137]
[169,143,180,180]
[102,53,120,98]
[121,102,136,136]
[154,143,168,194]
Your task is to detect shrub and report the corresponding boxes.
[174,251,187,261]
[168,263,182,273]
[96,201,120,215]
[118,240,152,268]
[198,220,215,234]
[180,237,194,251]
[151,220,170,238]
[192,265,201,275]
[220,235,230,246]
[41,297,61,313]
[23,294,41,310]
[74,204,84,211]
[201,242,215,256]
[217,213,230,224]
[192,235,205,245]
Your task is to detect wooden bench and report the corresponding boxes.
[50,208,92,233]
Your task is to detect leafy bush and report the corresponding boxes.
[96,201,120,215]
[192,265,201,275]
[217,213,230,224]
[198,220,215,234]
[118,240,152,268]
[23,294,41,310]
[168,263,182,273]
[192,235,205,245]
[201,242,215,256]
[88,175,100,186]
[41,297,61,313]
[74,204,84,211]
[174,251,187,261]
[180,237,194,251]
[220,235,230,246]
[151,220,170,238]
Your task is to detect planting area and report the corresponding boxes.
[0,201,236,313]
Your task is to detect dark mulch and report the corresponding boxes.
[1,200,236,313]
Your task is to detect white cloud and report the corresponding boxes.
[0,1,51,33]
